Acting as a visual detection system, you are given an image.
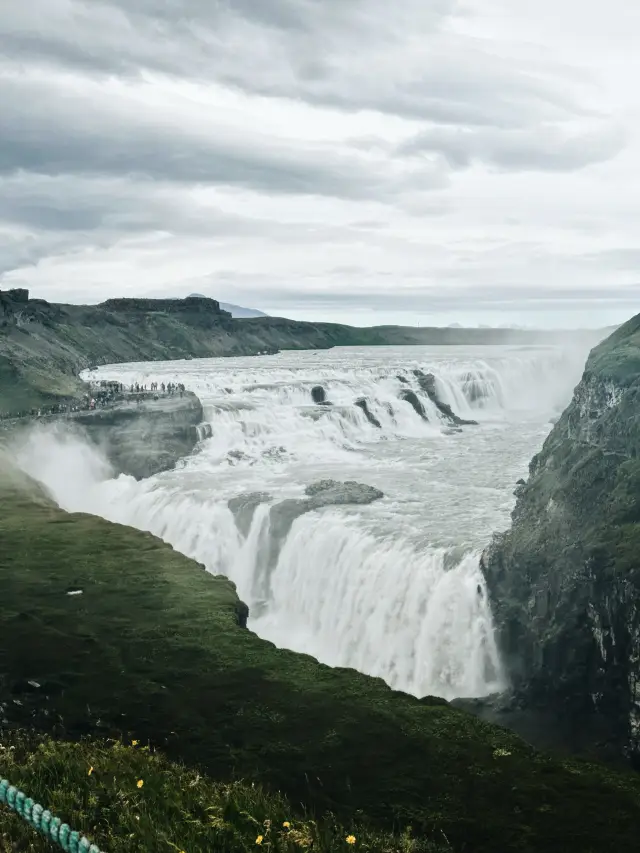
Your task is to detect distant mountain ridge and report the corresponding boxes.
[188,294,268,318]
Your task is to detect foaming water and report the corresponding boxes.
[14,344,590,700]
[253,516,503,698]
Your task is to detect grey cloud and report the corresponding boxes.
[0,175,293,238]
[580,249,640,270]
[0,0,633,315]
[215,282,640,314]
[1,0,598,131]
[0,76,447,201]
[0,171,408,280]
[398,124,625,172]
[1,0,453,82]
[0,228,89,277]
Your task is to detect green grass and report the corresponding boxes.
[4,465,640,852]
[0,732,450,853]
[584,311,640,385]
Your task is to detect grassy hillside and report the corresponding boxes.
[3,465,640,852]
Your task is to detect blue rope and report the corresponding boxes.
[0,778,103,853]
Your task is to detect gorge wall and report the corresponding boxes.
[68,392,204,480]
[481,313,640,763]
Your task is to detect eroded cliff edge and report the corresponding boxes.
[69,392,204,479]
[481,313,640,763]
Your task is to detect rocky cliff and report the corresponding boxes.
[481,313,640,764]
[68,392,204,479]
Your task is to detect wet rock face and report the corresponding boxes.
[396,370,477,426]
[401,389,428,420]
[480,314,640,764]
[71,393,204,480]
[412,369,478,426]
[354,397,382,428]
[234,598,250,629]
[311,385,331,405]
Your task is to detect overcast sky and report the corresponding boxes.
[1,1,638,328]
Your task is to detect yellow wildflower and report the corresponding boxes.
[88,766,93,776]
[283,821,291,829]
[131,740,139,747]
[346,835,356,845]
[493,748,512,758]
[256,835,263,845]
[137,779,144,789]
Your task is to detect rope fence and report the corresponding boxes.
[0,778,103,853]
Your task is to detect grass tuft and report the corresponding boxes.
[0,732,449,853]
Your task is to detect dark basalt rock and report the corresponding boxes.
[99,295,231,322]
[354,397,382,428]
[311,385,331,405]
[0,288,61,328]
[412,369,478,426]
[400,389,428,420]
[235,599,250,629]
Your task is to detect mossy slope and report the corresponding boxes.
[3,468,640,852]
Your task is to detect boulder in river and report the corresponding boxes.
[258,480,384,600]
[304,479,384,505]
[311,385,331,405]
[270,479,385,544]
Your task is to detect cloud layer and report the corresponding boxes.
[1,0,638,326]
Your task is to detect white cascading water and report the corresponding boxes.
[13,343,590,700]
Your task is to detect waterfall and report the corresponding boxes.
[14,343,589,701]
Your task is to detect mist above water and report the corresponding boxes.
[15,344,589,700]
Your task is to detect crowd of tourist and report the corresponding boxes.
[0,380,187,422]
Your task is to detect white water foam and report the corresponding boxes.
[13,344,590,700]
